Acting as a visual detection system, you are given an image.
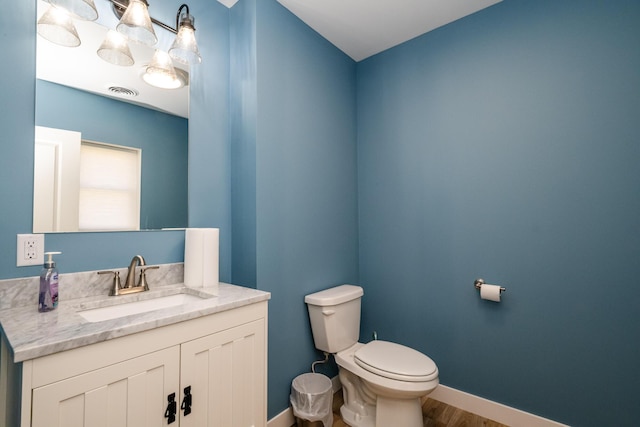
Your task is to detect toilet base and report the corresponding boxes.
[376,396,423,427]
[340,404,375,427]
[339,396,423,427]
[338,367,424,427]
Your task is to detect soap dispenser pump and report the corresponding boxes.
[39,251,61,312]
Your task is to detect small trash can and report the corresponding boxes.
[290,373,333,427]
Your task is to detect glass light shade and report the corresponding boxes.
[116,0,157,46]
[47,0,98,21]
[37,6,81,47]
[168,14,201,65]
[97,30,134,66]
[142,50,181,89]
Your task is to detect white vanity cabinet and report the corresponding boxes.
[179,319,265,427]
[31,346,180,427]
[14,301,267,427]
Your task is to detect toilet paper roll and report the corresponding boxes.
[184,228,203,288]
[184,228,219,294]
[480,284,501,302]
[201,228,219,289]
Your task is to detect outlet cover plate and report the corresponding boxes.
[17,234,44,267]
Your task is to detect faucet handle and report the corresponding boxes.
[98,270,122,296]
[139,266,159,291]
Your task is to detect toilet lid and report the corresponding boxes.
[354,340,438,382]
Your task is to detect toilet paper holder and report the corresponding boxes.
[474,278,506,293]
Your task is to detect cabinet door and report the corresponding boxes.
[32,346,180,427]
[179,319,266,427]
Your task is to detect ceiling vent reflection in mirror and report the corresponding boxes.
[107,85,138,97]
[37,0,201,90]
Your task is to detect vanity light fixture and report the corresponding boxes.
[115,0,157,47]
[37,5,81,47]
[38,0,201,88]
[97,29,134,66]
[40,1,202,62]
[110,1,202,66]
[168,4,201,65]
[142,50,182,89]
[46,0,98,21]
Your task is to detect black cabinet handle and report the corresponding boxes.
[164,393,177,424]
[181,386,192,416]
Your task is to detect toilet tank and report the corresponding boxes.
[305,285,364,353]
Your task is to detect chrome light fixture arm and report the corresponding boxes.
[109,0,179,35]
[175,4,191,31]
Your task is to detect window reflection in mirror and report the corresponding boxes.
[35,0,188,232]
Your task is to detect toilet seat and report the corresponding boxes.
[354,340,438,382]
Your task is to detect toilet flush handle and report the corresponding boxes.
[321,309,336,316]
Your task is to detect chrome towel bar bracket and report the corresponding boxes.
[474,278,506,293]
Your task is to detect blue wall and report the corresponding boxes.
[357,1,640,426]
[0,0,38,280]
[230,0,258,288]
[254,0,359,418]
[188,0,233,281]
[36,80,188,230]
[4,0,639,425]
[0,0,230,281]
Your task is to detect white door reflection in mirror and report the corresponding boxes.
[34,126,80,232]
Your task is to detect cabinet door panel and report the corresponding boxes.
[85,386,108,427]
[32,346,180,427]
[107,379,128,427]
[58,394,84,427]
[180,319,266,427]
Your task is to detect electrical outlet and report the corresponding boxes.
[17,234,45,267]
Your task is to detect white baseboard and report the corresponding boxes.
[429,385,569,427]
[268,407,296,427]
[268,378,569,427]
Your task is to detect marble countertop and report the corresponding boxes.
[0,283,270,362]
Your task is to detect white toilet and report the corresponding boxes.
[305,285,439,427]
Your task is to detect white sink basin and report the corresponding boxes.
[78,293,205,323]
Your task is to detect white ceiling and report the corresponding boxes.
[275,0,503,61]
[219,0,503,61]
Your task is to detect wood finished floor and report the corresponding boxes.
[297,391,509,427]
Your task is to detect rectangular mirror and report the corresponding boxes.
[34,0,189,232]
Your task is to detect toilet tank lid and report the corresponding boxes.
[305,285,364,306]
